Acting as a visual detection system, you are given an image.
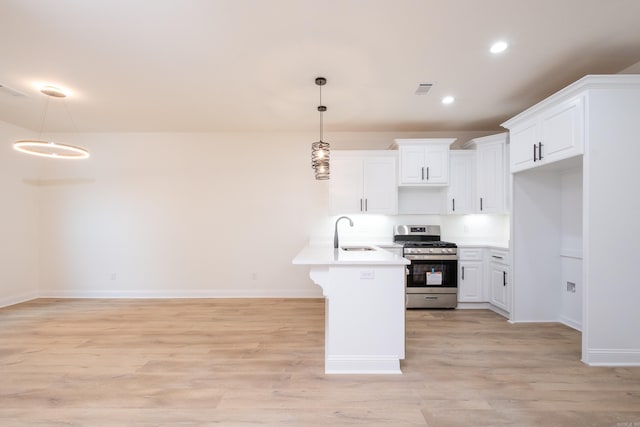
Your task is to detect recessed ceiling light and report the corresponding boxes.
[490,41,509,54]
[442,96,454,105]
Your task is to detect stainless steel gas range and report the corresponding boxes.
[394,225,458,309]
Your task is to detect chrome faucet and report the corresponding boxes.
[334,216,354,249]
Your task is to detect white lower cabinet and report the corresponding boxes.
[488,249,509,312]
[459,261,483,302]
[458,247,484,302]
[458,246,510,316]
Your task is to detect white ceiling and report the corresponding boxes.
[1,0,640,133]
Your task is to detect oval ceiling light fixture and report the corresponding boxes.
[39,84,68,98]
[14,140,90,159]
[13,85,90,160]
[490,40,509,54]
[442,95,455,105]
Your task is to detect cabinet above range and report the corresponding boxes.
[392,138,456,186]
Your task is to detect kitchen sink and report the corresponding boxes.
[340,246,376,251]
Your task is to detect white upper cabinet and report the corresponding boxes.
[393,139,455,186]
[447,151,476,214]
[330,151,397,215]
[459,133,508,214]
[505,95,584,173]
[476,134,507,213]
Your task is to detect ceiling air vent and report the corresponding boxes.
[415,83,433,95]
[0,83,27,97]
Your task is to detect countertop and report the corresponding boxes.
[293,245,410,266]
[456,241,509,249]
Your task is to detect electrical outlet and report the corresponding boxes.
[566,281,576,293]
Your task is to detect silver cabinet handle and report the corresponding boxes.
[360,199,363,211]
[492,255,504,259]
[426,167,429,180]
[461,266,465,280]
[421,167,424,180]
[480,197,483,211]
[533,143,538,162]
[452,198,455,212]
[424,296,438,300]
[365,198,368,211]
[503,271,507,286]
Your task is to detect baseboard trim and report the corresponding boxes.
[325,355,402,374]
[456,302,492,310]
[487,304,509,319]
[584,349,640,366]
[559,315,582,332]
[37,289,323,299]
[0,291,38,309]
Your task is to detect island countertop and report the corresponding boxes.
[292,245,410,266]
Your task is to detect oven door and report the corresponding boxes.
[405,257,458,289]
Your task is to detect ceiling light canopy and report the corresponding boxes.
[13,85,90,160]
[490,41,509,54]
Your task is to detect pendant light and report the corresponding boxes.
[13,85,90,159]
[311,77,330,180]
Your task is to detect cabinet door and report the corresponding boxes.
[424,145,449,184]
[448,152,475,214]
[540,96,584,163]
[330,156,364,214]
[458,261,483,302]
[363,157,397,214]
[399,146,426,184]
[490,263,508,311]
[510,120,538,173]
[477,142,505,213]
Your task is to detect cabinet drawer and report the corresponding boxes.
[489,249,509,265]
[406,293,457,309]
[458,248,483,260]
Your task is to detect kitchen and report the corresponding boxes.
[2,1,640,425]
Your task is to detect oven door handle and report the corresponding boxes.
[404,254,458,261]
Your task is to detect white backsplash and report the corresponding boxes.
[310,214,509,246]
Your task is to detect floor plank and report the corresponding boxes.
[1,298,639,426]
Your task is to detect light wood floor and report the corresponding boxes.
[1,299,639,426]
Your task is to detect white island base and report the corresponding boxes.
[293,246,409,374]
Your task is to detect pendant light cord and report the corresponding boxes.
[37,95,50,140]
[319,83,323,142]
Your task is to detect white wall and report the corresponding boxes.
[5,129,500,300]
[0,121,40,307]
[584,87,640,364]
[37,132,327,297]
[559,166,583,330]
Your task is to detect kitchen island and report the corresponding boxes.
[293,245,409,374]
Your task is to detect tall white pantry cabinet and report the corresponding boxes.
[502,75,640,366]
